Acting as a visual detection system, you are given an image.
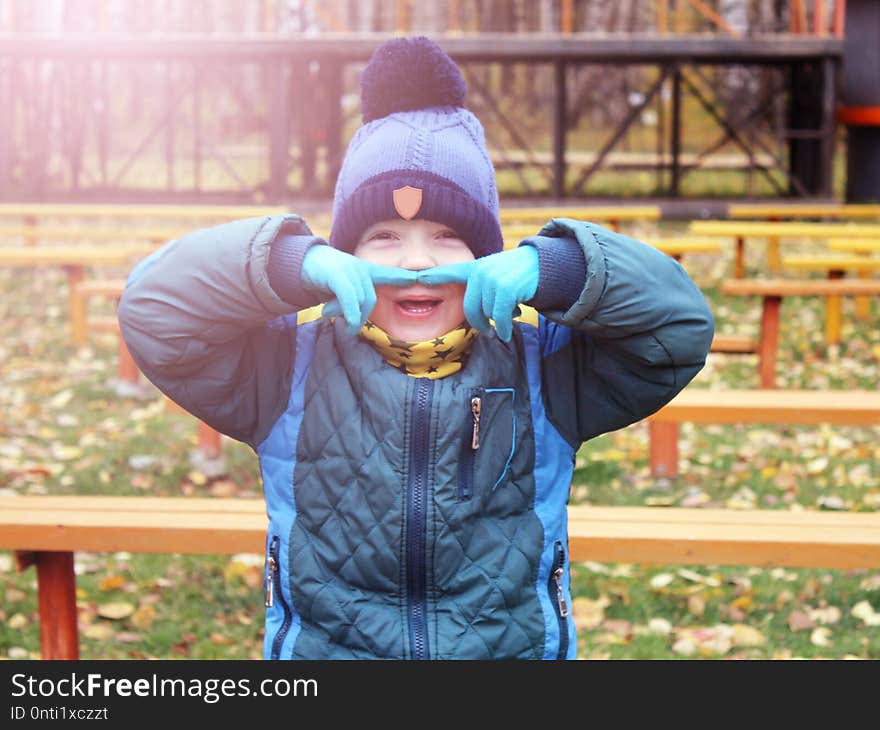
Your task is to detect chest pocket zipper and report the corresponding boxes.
[458,387,517,501]
[265,535,292,660]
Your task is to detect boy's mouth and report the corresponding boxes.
[394,296,443,318]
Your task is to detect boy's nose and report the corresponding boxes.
[398,246,436,271]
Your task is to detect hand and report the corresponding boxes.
[303,246,419,333]
[417,245,539,342]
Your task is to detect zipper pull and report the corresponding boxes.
[265,556,276,608]
[471,396,481,449]
[553,567,569,617]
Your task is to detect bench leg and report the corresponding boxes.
[65,266,86,345]
[649,421,679,479]
[767,236,781,273]
[117,334,140,383]
[758,295,781,389]
[198,421,222,459]
[825,270,844,346]
[734,236,745,279]
[855,268,871,321]
[17,551,80,660]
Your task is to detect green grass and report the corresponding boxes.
[0,225,878,660]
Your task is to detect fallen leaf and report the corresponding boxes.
[8,613,27,630]
[131,604,156,630]
[852,600,880,626]
[649,573,675,590]
[83,624,115,640]
[97,602,135,620]
[640,618,670,636]
[809,606,842,625]
[787,610,815,632]
[571,596,609,631]
[98,575,127,592]
[672,638,697,656]
[810,627,833,648]
[731,624,766,648]
[115,632,142,643]
[687,594,706,617]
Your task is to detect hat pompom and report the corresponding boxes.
[360,36,467,123]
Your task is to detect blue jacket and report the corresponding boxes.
[117,214,714,659]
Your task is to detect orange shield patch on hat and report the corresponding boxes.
[392,186,423,220]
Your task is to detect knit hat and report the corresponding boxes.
[328,36,503,258]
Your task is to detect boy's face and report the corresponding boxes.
[354,219,472,341]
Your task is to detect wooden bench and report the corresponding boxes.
[721,279,880,374]
[69,278,222,460]
[3,494,878,659]
[502,235,722,263]
[0,204,288,247]
[688,220,880,278]
[647,387,880,479]
[728,203,880,220]
[782,254,880,326]
[0,246,154,338]
[500,205,661,231]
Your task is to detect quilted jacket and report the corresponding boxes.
[117,214,714,660]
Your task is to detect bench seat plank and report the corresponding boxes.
[690,221,880,237]
[722,278,880,297]
[649,388,880,425]
[2,496,878,570]
[0,245,153,266]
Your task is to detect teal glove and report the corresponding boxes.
[417,245,540,342]
[303,246,418,333]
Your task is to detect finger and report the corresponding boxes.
[367,263,420,288]
[463,275,491,332]
[492,291,518,343]
[417,261,475,287]
[322,298,342,319]
[358,266,377,328]
[333,279,363,334]
[481,279,496,325]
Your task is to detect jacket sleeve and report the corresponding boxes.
[525,218,715,448]
[117,214,325,449]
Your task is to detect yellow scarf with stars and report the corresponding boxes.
[359,320,479,379]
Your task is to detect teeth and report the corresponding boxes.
[399,300,439,314]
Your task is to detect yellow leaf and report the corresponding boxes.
[188,470,207,486]
[731,594,754,612]
[131,604,156,630]
[731,624,766,648]
[8,613,27,630]
[98,575,126,592]
[97,602,135,620]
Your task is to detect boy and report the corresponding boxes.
[118,37,714,660]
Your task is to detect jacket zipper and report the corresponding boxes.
[457,389,482,501]
[265,535,292,660]
[406,378,434,660]
[548,540,569,660]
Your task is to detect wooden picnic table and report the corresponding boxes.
[689,220,880,277]
[0,246,153,338]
